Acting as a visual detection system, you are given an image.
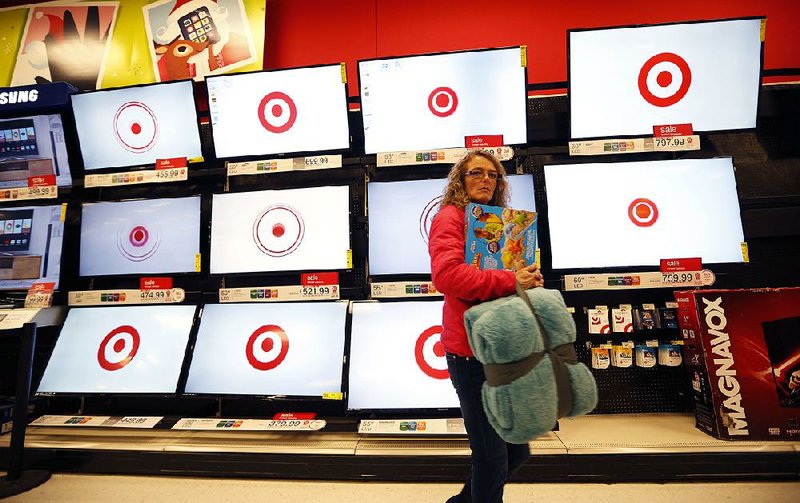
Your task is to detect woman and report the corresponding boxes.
[428,150,544,503]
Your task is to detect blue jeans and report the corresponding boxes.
[446,353,530,503]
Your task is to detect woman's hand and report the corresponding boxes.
[515,264,544,289]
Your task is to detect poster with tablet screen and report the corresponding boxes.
[348,300,459,411]
[569,18,762,138]
[0,204,63,291]
[0,114,72,187]
[359,47,527,153]
[207,65,350,158]
[71,80,202,170]
[211,185,350,274]
[79,196,200,276]
[544,157,744,269]
[36,305,196,395]
[368,174,535,275]
[185,302,347,396]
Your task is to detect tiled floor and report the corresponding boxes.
[2,474,799,503]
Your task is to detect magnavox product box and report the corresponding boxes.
[674,288,800,440]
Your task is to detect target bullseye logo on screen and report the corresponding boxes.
[97,325,140,371]
[638,52,692,108]
[252,204,305,257]
[117,222,161,262]
[628,198,659,227]
[113,101,159,153]
[245,324,289,371]
[428,87,458,117]
[419,195,444,244]
[258,91,297,133]
[414,325,449,379]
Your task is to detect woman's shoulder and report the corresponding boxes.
[434,204,464,221]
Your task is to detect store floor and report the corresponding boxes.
[1,474,798,503]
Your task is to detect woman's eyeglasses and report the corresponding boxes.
[465,169,502,181]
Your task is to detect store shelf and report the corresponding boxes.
[1,413,798,481]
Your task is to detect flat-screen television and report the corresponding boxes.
[206,65,350,158]
[358,47,527,153]
[71,80,203,170]
[211,185,350,274]
[0,204,63,290]
[544,157,745,269]
[569,18,763,139]
[368,174,535,275]
[347,300,459,411]
[0,114,72,187]
[185,302,347,397]
[79,196,201,276]
[36,305,197,395]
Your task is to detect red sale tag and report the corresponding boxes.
[301,272,339,286]
[653,124,693,137]
[465,135,504,148]
[29,282,56,293]
[28,175,56,187]
[660,257,702,272]
[140,277,173,290]
[155,157,187,170]
[273,412,317,420]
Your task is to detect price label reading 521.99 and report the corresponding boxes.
[301,285,333,298]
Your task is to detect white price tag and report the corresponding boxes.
[377,146,513,167]
[564,269,716,291]
[24,291,53,309]
[172,417,326,431]
[370,281,442,298]
[219,285,340,303]
[0,308,40,330]
[30,415,111,427]
[569,135,700,156]
[68,288,186,306]
[358,418,466,435]
[0,185,57,201]
[227,155,342,176]
[84,167,187,188]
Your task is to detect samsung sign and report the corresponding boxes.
[0,83,75,112]
[0,89,39,105]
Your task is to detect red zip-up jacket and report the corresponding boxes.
[428,204,517,357]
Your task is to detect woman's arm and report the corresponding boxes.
[428,205,517,302]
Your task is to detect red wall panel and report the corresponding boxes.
[264,0,800,96]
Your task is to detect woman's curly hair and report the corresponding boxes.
[440,150,509,209]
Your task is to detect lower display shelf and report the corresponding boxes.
[1,413,798,481]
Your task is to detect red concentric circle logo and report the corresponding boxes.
[638,52,692,108]
[98,325,140,371]
[245,324,289,371]
[427,87,458,117]
[117,223,161,262]
[113,101,159,153]
[252,204,305,257]
[414,325,449,379]
[628,198,659,227]
[419,195,444,244]
[258,91,297,133]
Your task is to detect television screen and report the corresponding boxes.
[207,65,350,158]
[71,80,202,170]
[347,300,459,411]
[211,185,350,274]
[359,47,527,153]
[368,174,535,275]
[0,204,63,291]
[544,157,745,269]
[569,18,762,138]
[185,302,347,396]
[79,196,201,276]
[0,114,72,187]
[36,305,197,395]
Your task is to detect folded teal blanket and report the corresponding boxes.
[465,287,598,444]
